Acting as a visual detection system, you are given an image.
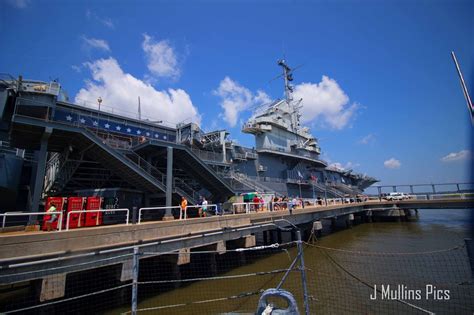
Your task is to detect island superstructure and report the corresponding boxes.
[174,60,377,198]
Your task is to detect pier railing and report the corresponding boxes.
[1,211,63,231]
[2,191,473,232]
[138,204,219,222]
[65,209,130,230]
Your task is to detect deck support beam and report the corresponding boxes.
[165,146,173,219]
[30,127,52,216]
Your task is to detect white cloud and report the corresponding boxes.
[142,34,180,80]
[71,65,82,73]
[384,158,401,169]
[101,18,114,29]
[6,0,29,8]
[74,58,200,125]
[441,149,471,162]
[81,36,111,52]
[358,133,375,145]
[329,161,359,171]
[293,76,358,130]
[86,10,115,29]
[254,90,272,105]
[213,77,271,127]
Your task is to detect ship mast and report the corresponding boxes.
[277,59,301,132]
[277,59,294,102]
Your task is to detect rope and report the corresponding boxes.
[142,242,295,256]
[121,289,265,314]
[138,268,293,285]
[304,242,465,256]
[4,284,132,314]
[236,243,280,252]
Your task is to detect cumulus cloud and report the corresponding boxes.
[142,34,180,80]
[384,158,401,169]
[86,10,115,29]
[441,150,471,162]
[81,36,111,52]
[358,133,375,145]
[213,77,271,127]
[293,76,358,130]
[329,161,359,171]
[6,0,29,8]
[74,58,200,125]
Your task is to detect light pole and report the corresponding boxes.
[324,182,328,206]
[97,97,102,111]
[96,97,102,134]
[298,180,302,199]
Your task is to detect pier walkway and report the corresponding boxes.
[0,197,472,285]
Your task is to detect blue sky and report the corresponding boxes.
[1,0,472,186]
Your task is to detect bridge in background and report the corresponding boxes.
[365,182,473,196]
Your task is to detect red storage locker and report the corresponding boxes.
[66,197,85,229]
[84,197,103,227]
[42,197,66,231]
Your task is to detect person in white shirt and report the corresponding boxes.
[200,198,209,217]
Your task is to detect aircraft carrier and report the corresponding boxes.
[0,60,377,215]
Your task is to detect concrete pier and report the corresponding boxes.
[1,199,472,288]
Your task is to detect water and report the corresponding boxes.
[106,209,473,314]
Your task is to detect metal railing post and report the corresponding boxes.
[58,212,63,231]
[296,230,310,315]
[324,187,328,206]
[131,246,139,315]
[66,212,71,231]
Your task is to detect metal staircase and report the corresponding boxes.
[122,149,200,204]
[311,181,345,198]
[41,125,201,204]
[44,151,83,194]
[132,140,234,202]
[227,172,275,193]
[173,178,200,204]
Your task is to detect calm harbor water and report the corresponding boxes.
[107,208,473,314]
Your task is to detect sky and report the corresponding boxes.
[1,0,472,186]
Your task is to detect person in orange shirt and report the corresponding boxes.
[180,196,188,219]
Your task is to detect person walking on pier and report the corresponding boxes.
[45,203,58,232]
[180,196,188,219]
[253,194,260,212]
[200,197,208,217]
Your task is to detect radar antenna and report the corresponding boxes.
[277,59,304,132]
[277,59,295,102]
